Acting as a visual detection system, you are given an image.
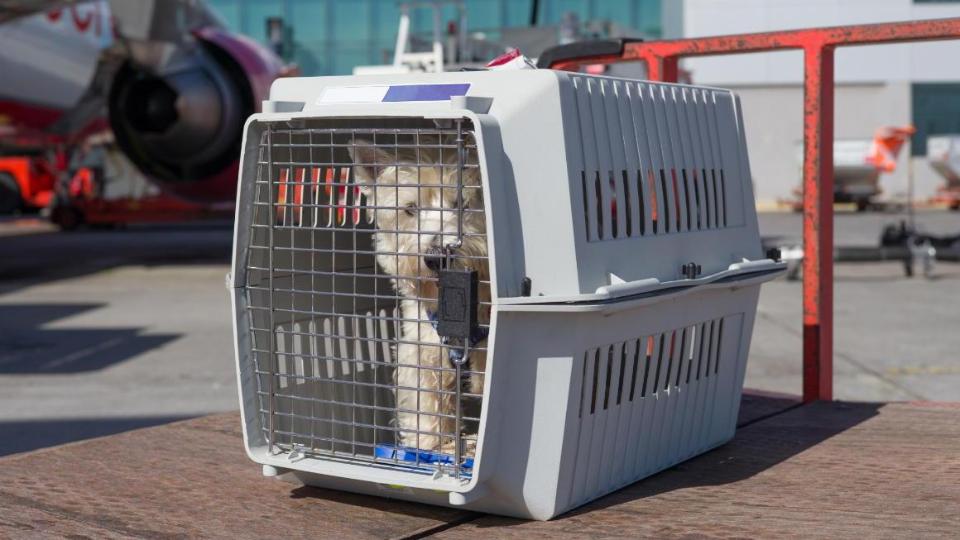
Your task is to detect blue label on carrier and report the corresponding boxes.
[382,83,471,102]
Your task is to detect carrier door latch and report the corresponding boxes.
[437,268,479,341]
[435,268,483,366]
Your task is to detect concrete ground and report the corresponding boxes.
[0,219,237,455]
[753,209,960,401]
[0,210,958,455]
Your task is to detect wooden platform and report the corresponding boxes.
[1,393,957,539]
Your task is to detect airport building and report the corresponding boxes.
[662,0,960,206]
[209,0,960,206]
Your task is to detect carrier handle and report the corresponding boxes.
[536,38,644,69]
[594,259,785,299]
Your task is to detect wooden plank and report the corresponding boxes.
[435,401,960,538]
[0,393,798,539]
[0,413,470,540]
[10,394,953,539]
[0,499,137,539]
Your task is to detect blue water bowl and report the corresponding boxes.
[375,443,474,473]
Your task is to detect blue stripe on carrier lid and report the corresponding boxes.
[382,83,470,102]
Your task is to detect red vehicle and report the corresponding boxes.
[0,154,58,213]
[46,141,233,230]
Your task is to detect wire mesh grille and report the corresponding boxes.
[243,117,489,479]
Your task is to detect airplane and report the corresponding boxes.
[0,0,283,206]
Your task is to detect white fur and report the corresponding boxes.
[349,137,490,456]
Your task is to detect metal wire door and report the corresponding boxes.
[242,117,489,479]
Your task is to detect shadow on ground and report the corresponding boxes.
[0,223,233,294]
[556,401,880,519]
[0,416,195,456]
[461,396,878,527]
[272,393,815,527]
[289,484,476,523]
[0,303,179,373]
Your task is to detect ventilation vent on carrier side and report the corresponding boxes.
[568,316,732,506]
[577,318,726,419]
[571,77,732,242]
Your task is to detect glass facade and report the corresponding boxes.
[912,83,960,155]
[207,0,662,75]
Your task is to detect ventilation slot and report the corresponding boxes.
[649,169,660,234]
[720,169,728,227]
[578,317,727,418]
[659,169,672,234]
[640,336,653,398]
[620,171,633,237]
[590,350,600,414]
[577,166,729,239]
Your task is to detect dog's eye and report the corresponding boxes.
[403,203,417,216]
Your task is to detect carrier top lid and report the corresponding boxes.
[249,70,777,304]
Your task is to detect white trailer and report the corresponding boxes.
[928,135,960,210]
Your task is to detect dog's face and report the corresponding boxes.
[348,137,488,301]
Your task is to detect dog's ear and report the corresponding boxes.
[348,140,393,185]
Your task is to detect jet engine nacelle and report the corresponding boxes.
[109,27,281,202]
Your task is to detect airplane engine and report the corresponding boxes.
[109,27,282,202]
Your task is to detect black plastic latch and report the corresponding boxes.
[436,269,479,341]
[680,262,702,280]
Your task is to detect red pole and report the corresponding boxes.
[661,56,679,82]
[640,55,678,83]
[802,44,835,402]
[640,54,665,82]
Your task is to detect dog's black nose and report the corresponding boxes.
[424,247,445,273]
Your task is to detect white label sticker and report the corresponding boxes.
[317,85,389,104]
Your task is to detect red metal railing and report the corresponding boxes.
[548,18,960,402]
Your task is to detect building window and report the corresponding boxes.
[912,84,960,155]
[207,0,662,76]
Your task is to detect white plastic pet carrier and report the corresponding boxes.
[230,69,784,520]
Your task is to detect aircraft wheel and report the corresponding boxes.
[51,205,84,231]
[0,172,22,214]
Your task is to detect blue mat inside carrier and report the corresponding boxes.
[375,444,474,473]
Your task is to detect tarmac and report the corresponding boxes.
[753,210,960,401]
[0,210,958,456]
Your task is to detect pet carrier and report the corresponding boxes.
[230,69,784,520]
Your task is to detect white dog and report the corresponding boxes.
[349,136,489,457]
